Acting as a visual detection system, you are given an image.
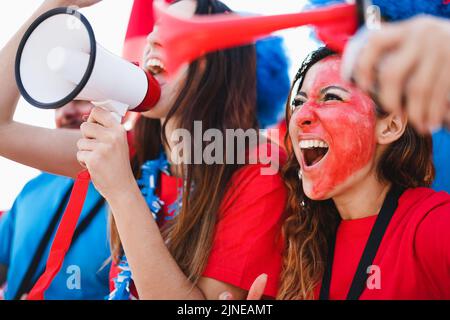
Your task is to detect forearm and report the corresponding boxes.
[107,182,205,300]
[0,1,85,178]
[0,122,83,178]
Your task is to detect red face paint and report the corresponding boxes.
[289,56,377,200]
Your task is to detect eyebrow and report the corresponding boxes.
[295,91,307,98]
[295,85,350,99]
[296,85,349,98]
[320,85,349,95]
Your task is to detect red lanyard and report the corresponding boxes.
[27,170,91,300]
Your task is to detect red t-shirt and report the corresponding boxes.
[321,188,450,300]
[111,141,287,298]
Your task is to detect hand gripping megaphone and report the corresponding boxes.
[14,7,161,300]
[15,7,161,119]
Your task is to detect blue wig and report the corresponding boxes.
[255,36,291,128]
[306,0,450,21]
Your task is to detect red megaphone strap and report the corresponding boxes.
[27,170,91,300]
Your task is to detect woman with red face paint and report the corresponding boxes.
[274,47,450,300]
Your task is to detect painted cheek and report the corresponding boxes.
[304,103,376,199]
[288,113,304,165]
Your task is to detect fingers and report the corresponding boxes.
[76,143,110,170]
[87,106,120,129]
[354,24,405,92]
[405,42,441,134]
[77,138,98,151]
[246,274,268,301]
[80,122,110,140]
[376,36,420,113]
[428,59,450,130]
[218,274,268,301]
[76,139,93,169]
[76,150,90,169]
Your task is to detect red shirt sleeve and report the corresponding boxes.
[202,163,287,298]
[415,200,450,298]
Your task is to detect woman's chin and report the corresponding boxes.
[141,101,170,119]
[302,179,331,201]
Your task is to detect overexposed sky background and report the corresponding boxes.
[0,0,317,210]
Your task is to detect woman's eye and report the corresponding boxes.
[324,93,343,102]
[292,98,305,109]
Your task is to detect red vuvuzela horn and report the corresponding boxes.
[154,0,367,75]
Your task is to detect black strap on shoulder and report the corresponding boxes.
[318,225,337,300]
[320,185,404,300]
[13,184,105,300]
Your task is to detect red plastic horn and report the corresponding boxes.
[154,1,359,75]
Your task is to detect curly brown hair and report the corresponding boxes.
[277,47,435,300]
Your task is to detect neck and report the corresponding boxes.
[332,172,391,221]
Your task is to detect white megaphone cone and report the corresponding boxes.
[15,7,160,120]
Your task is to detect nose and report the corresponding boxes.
[295,105,318,130]
[147,27,162,49]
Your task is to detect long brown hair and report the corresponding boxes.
[111,0,257,284]
[277,47,435,300]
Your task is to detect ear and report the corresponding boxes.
[376,110,407,145]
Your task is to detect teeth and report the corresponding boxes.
[146,58,166,72]
[299,139,329,149]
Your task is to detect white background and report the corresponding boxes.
[0,0,316,210]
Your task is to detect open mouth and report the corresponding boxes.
[146,58,166,76]
[299,139,329,167]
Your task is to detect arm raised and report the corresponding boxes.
[0,0,101,178]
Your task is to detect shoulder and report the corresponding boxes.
[401,188,450,283]
[396,187,450,251]
[410,188,450,242]
[17,173,71,199]
[388,187,450,240]
[397,187,450,215]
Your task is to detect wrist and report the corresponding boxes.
[39,0,67,13]
[41,0,74,10]
[105,175,141,209]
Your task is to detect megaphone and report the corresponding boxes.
[154,0,369,76]
[15,7,161,119]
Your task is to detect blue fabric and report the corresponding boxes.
[372,0,450,21]
[256,36,291,128]
[108,256,132,301]
[432,129,450,193]
[136,152,169,219]
[305,0,450,21]
[0,173,110,300]
[108,152,177,300]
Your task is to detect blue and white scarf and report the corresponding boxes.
[107,152,180,300]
